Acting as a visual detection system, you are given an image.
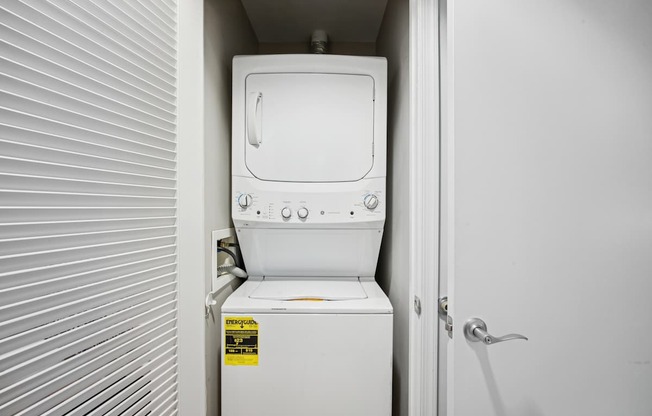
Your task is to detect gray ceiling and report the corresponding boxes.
[240,0,389,43]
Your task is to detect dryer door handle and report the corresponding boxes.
[247,92,263,147]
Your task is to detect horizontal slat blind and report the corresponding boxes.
[0,1,179,415]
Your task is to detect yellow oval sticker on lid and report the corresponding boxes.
[288,297,326,302]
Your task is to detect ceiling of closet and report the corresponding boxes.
[240,0,389,42]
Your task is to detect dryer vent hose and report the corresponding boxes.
[311,30,328,54]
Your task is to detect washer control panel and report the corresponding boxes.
[233,186,384,224]
[237,193,253,208]
[363,194,379,210]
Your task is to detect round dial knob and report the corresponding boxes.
[364,194,379,210]
[238,193,253,208]
[297,207,309,219]
[281,207,292,219]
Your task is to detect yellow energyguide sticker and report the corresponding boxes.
[224,316,259,366]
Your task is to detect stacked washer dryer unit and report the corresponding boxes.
[222,55,392,416]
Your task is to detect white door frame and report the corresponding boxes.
[408,0,441,415]
[177,0,208,415]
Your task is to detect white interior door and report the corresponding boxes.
[445,1,652,415]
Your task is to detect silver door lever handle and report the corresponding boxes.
[464,318,528,345]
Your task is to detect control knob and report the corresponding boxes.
[297,207,309,219]
[364,194,379,210]
[281,207,292,219]
[238,193,253,208]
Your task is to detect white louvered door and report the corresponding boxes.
[0,1,180,415]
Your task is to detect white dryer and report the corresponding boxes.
[222,55,392,416]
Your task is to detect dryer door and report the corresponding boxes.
[244,73,375,182]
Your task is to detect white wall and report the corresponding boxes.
[258,42,376,55]
[204,1,257,415]
[376,0,410,415]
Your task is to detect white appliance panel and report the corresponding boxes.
[244,73,375,182]
[221,312,392,416]
[232,55,387,181]
[236,228,382,277]
[232,176,385,227]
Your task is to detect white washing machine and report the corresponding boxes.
[222,55,392,416]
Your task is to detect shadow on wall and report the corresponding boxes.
[376,16,409,415]
[392,360,403,416]
[376,53,398,297]
[472,344,545,416]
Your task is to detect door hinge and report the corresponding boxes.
[414,296,422,316]
[438,296,453,338]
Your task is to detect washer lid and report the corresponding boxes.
[222,280,393,314]
[244,73,375,182]
[249,279,367,301]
